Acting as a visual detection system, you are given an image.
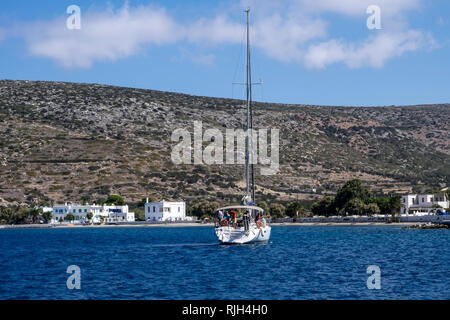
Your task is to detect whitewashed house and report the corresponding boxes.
[401,188,449,215]
[144,199,189,222]
[52,202,135,224]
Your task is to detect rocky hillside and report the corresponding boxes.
[0,80,449,207]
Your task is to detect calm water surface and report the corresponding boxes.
[0,226,448,299]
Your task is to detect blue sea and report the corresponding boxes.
[0,226,448,300]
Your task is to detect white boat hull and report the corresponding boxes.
[215,225,271,244]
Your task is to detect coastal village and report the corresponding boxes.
[46,198,193,225]
[1,182,448,227]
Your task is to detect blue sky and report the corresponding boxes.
[1,0,450,106]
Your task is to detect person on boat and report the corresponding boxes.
[216,210,224,226]
[216,210,224,221]
[230,210,237,227]
[255,210,261,222]
[243,210,250,231]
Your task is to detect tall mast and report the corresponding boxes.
[245,8,255,203]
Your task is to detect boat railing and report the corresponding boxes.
[215,218,267,229]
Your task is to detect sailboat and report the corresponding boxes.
[214,9,272,244]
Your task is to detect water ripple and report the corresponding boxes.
[0,226,448,299]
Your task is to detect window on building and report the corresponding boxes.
[178,206,180,212]
[153,206,155,213]
[73,209,76,213]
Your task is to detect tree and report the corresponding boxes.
[134,209,145,221]
[0,207,10,224]
[387,195,401,222]
[27,208,42,224]
[286,202,303,218]
[346,198,365,215]
[334,179,371,213]
[189,201,220,219]
[42,211,52,223]
[269,203,285,219]
[371,197,390,215]
[86,212,93,223]
[13,209,28,224]
[364,203,380,216]
[66,213,75,222]
[257,201,270,216]
[80,194,92,204]
[105,195,125,206]
[0,207,27,225]
[311,197,335,216]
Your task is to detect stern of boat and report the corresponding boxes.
[215,225,271,244]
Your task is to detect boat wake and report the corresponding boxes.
[148,242,218,248]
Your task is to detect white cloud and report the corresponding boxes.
[183,11,328,63]
[253,14,327,62]
[303,30,430,69]
[10,0,434,70]
[23,5,180,68]
[241,0,432,68]
[296,0,421,17]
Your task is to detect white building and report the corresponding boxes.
[401,188,449,215]
[52,202,135,224]
[41,207,53,213]
[145,199,189,222]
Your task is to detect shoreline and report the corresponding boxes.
[0,221,425,230]
[272,222,419,226]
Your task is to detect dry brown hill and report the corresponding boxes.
[0,80,449,206]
